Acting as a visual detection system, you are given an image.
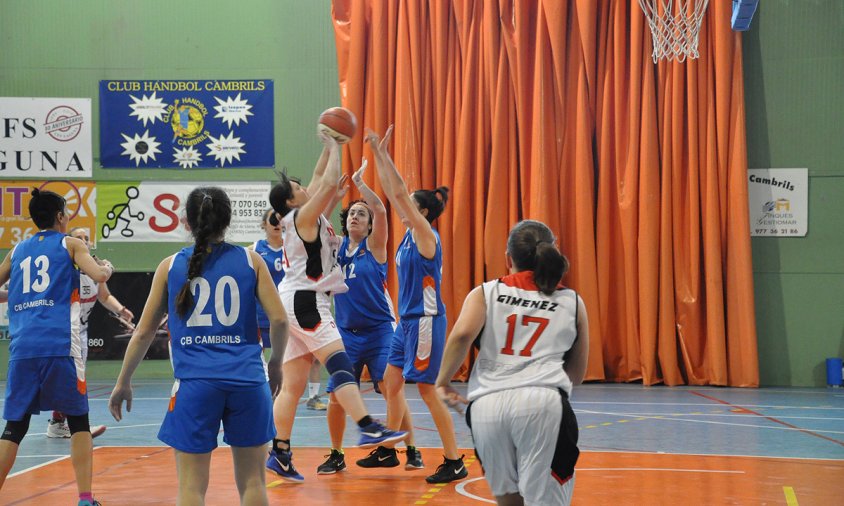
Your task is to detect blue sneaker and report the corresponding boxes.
[266,448,305,483]
[78,501,102,506]
[357,420,408,448]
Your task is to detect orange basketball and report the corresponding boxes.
[317,107,358,144]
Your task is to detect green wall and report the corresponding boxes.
[0,0,340,269]
[2,1,842,386]
[743,1,844,386]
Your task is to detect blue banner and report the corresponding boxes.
[99,79,274,169]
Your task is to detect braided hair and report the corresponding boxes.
[506,220,569,295]
[175,187,232,317]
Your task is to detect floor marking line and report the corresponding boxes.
[783,486,799,506]
[455,477,496,504]
[690,391,844,447]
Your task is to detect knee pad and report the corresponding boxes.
[66,414,91,435]
[2,415,32,445]
[325,351,357,391]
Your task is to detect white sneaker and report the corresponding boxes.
[91,425,107,439]
[46,419,71,438]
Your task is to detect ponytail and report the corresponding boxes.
[175,188,232,317]
[533,242,568,295]
[412,186,450,223]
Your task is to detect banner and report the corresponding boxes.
[99,80,274,169]
[0,97,93,179]
[748,168,808,237]
[97,181,270,242]
[0,180,97,249]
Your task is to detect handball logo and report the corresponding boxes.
[166,98,210,146]
[44,106,84,142]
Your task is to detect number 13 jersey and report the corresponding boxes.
[467,271,580,401]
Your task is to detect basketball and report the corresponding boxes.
[317,106,357,144]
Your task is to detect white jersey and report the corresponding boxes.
[78,272,99,334]
[468,271,580,401]
[278,210,348,294]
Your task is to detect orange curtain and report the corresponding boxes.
[331,0,759,387]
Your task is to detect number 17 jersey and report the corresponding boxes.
[467,271,580,401]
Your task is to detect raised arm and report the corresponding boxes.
[435,286,487,409]
[323,174,350,217]
[251,249,289,397]
[66,237,113,283]
[97,280,135,322]
[295,133,342,242]
[306,146,330,196]
[563,295,589,386]
[366,126,438,259]
[108,256,170,421]
[351,159,389,263]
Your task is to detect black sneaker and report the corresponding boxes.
[317,449,346,475]
[405,446,424,470]
[356,446,399,468]
[425,455,468,483]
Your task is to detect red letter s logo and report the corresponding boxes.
[149,194,180,232]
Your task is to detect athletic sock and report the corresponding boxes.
[273,438,290,452]
[356,415,374,428]
[79,492,94,502]
[308,382,320,398]
[52,411,65,422]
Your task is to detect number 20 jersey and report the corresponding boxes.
[167,242,263,383]
[467,271,580,401]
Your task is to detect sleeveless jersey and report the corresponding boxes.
[7,230,81,359]
[167,242,264,383]
[79,272,98,333]
[252,239,285,328]
[278,210,347,294]
[395,229,445,318]
[334,236,396,329]
[467,271,579,401]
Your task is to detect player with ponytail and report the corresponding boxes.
[109,187,289,505]
[436,219,589,506]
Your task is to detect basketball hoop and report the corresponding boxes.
[638,0,710,63]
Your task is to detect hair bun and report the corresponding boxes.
[31,188,41,198]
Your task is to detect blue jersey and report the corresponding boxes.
[7,230,81,359]
[167,242,264,383]
[395,229,445,318]
[335,236,396,329]
[252,239,285,328]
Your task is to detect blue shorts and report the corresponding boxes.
[158,379,275,454]
[3,357,88,421]
[326,321,394,393]
[387,314,447,384]
[258,327,272,349]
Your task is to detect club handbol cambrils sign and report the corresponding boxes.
[97,181,271,242]
[747,168,808,237]
[99,80,274,169]
[0,97,93,179]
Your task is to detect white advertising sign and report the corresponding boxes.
[747,168,808,237]
[0,97,93,179]
[98,181,270,242]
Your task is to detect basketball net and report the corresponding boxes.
[638,0,710,63]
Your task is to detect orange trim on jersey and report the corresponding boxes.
[168,395,177,412]
[422,276,435,289]
[77,378,87,395]
[499,271,565,292]
[71,288,80,303]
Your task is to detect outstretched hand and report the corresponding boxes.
[365,124,393,154]
[336,174,350,199]
[352,158,368,187]
[318,131,341,152]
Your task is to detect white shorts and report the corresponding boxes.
[280,290,342,363]
[469,387,576,506]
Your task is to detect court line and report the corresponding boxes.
[577,409,844,422]
[454,477,496,504]
[573,401,844,410]
[7,455,69,478]
[783,486,799,506]
[691,391,844,446]
[576,409,844,435]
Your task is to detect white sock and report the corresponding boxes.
[309,382,320,398]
